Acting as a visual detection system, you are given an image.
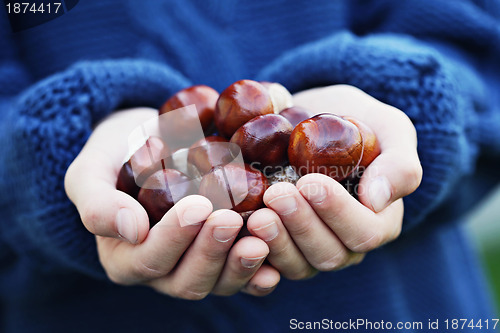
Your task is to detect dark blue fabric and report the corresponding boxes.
[0,0,499,332]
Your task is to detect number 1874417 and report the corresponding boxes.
[6,2,62,14]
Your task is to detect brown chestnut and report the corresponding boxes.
[230,114,293,174]
[259,81,293,113]
[116,162,139,198]
[198,164,268,214]
[288,113,363,181]
[159,85,219,149]
[279,106,311,128]
[343,116,381,169]
[116,136,171,198]
[137,168,197,225]
[215,80,274,138]
[187,136,236,175]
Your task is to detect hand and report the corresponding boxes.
[247,85,422,280]
[65,108,280,298]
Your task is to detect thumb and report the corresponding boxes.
[65,146,150,244]
[358,149,422,213]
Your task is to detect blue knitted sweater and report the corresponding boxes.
[1,0,500,332]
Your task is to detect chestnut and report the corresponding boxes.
[288,113,363,181]
[198,164,268,214]
[116,162,139,198]
[230,114,293,174]
[159,85,219,149]
[279,106,311,128]
[259,81,293,113]
[137,168,197,225]
[116,136,171,198]
[187,136,236,175]
[215,80,274,138]
[343,116,381,169]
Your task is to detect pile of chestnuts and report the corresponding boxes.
[116,80,380,226]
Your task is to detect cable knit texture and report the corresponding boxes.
[0,0,499,332]
[0,60,190,278]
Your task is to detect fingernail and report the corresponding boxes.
[267,195,297,215]
[213,226,241,243]
[181,205,212,227]
[116,208,138,244]
[368,176,392,212]
[241,256,266,269]
[253,221,279,242]
[298,183,327,204]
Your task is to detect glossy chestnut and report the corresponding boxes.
[198,164,268,214]
[279,106,311,128]
[288,113,363,181]
[215,80,274,138]
[137,168,197,225]
[116,162,138,198]
[187,135,235,175]
[230,114,293,174]
[159,85,219,149]
[116,136,170,198]
[343,116,381,169]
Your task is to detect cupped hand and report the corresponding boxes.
[247,85,422,280]
[65,108,280,298]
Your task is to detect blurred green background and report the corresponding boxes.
[467,187,500,316]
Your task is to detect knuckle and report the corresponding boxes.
[389,223,403,242]
[351,253,366,266]
[395,108,417,135]
[313,250,350,272]
[105,270,130,286]
[211,288,238,297]
[172,287,210,300]
[79,202,101,233]
[98,254,134,286]
[271,240,294,259]
[402,162,423,193]
[200,247,226,264]
[286,266,317,280]
[132,258,168,280]
[284,218,314,239]
[347,230,383,253]
[63,162,76,193]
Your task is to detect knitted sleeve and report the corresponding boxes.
[0,59,190,278]
[256,30,499,231]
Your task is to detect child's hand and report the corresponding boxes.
[247,85,422,280]
[65,108,280,299]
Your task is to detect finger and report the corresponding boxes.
[211,236,269,296]
[263,182,355,271]
[247,208,317,280]
[100,195,213,285]
[65,147,150,243]
[147,209,243,300]
[241,264,281,297]
[297,173,404,253]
